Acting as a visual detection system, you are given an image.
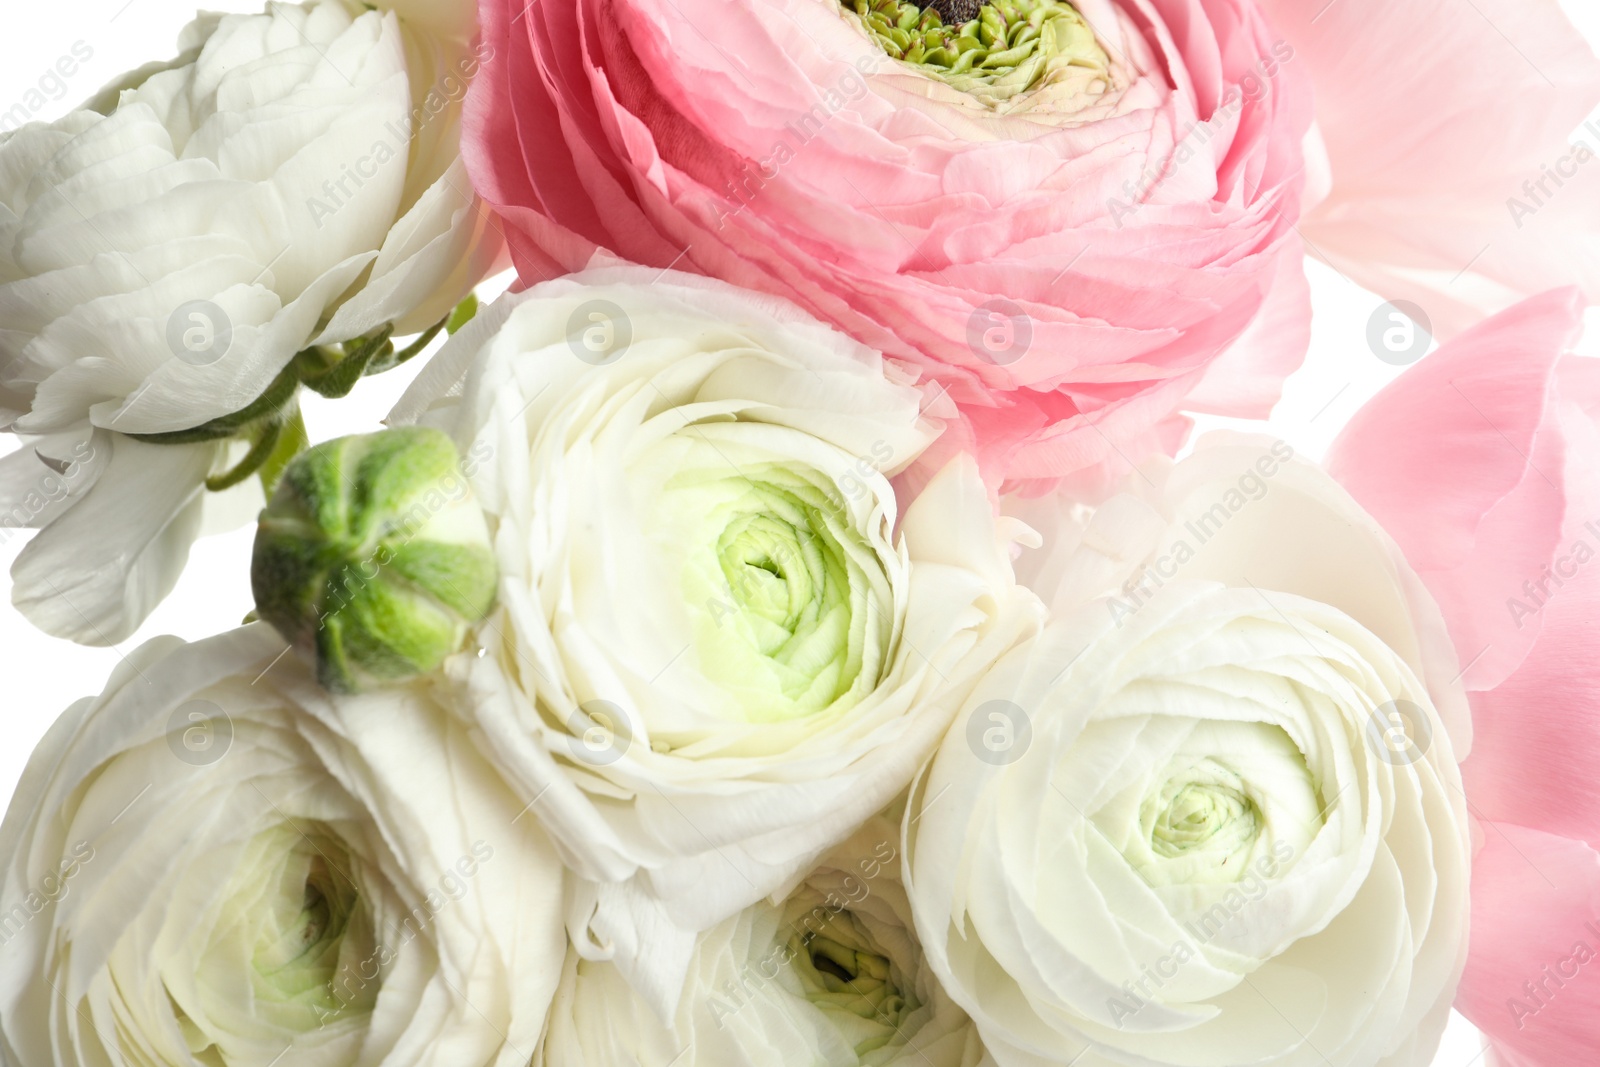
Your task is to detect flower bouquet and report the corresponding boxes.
[1,1,1598,1065]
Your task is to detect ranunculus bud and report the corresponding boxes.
[251,426,497,692]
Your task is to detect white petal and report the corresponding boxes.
[9,434,215,643]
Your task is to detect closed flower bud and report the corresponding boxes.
[252,426,497,692]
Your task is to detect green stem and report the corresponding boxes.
[128,293,482,494]
[206,419,283,492]
[365,315,447,377]
[258,407,309,495]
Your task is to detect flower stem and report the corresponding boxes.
[206,418,284,492]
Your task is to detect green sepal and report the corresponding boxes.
[295,326,395,399]
[446,293,479,335]
[128,364,299,445]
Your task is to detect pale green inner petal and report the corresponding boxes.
[180,822,379,1053]
[845,0,1111,103]
[673,464,893,724]
[252,848,364,1008]
[1118,722,1321,890]
[785,909,916,1057]
[1143,760,1261,872]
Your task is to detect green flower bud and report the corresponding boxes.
[251,427,498,693]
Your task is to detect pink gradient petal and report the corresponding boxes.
[1327,289,1585,692]
[1184,241,1312,417]
[1460,352,1600,852]
[1456,822,1600,1067]
[1255,0,1600,335]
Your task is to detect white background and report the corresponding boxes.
[8,1,1600,1062]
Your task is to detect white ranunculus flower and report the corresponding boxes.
[539,815,989,1067]
[0,624,564,1066]
[903,435,1473,1067]
[0,0,502,645]
[391,265,1043,1009]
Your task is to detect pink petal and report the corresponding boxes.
[463,0,1318,491]
[1456,822,1600,1066]
[1256,0,1600,335]
[1327,289,1584,692]
[1184,241,1312,417]
[1459,353,1600,851]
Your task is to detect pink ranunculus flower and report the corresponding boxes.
[464,0,1319,490]
[1327,289,1600,1066]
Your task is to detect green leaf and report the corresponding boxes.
[296,326,395,399]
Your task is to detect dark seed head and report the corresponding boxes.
[921,0,983,24]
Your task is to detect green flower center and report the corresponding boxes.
[845,0,1111,101]
[716,508,848,662]
[675,466,893,724]
[248,826,374,1020]
[788,911,912,1056]
[174,821,380,1057]
[1147,766,1262,862]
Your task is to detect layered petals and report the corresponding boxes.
[0,625,566,1066]
[465,0,1315,489]
[904,438,1472,1067]
[393,266,1044,1009]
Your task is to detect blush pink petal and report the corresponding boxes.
[1184,242,1312,416]
[1330,289,1600,1067]
[1326,289,1584,692]
[1460,353,1600,852]
[1255,0,1600,336]
[1456,822,1600,1067]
